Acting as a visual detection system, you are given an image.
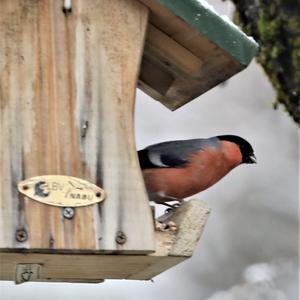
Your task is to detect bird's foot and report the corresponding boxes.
[163,202,183,214]
[155,220,177,232]
[152,192,185,211]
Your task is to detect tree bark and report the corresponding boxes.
[224,0,300,125]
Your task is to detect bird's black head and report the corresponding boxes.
[217,135,257,164]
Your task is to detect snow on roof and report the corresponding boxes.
[195,0,258,45]
[195,0,218,13]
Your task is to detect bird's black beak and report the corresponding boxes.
[249,154,257,164]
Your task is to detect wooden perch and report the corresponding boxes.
[0,200,210,282]
[155,200,211,257]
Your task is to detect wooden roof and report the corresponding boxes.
[138,0,258,110]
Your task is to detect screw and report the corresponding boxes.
[115,231,127,245]
[16,229,28,242]
[49,236,55,248]
[62,207,74,219]
[62,0,72,14]
[81,121,89,138]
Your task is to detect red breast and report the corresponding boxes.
[142,141,242,200]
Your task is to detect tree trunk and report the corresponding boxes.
[224,0,300,125]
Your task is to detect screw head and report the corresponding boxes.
[62,207,75,219]
[16,229,28,242]
[115,231,127,245]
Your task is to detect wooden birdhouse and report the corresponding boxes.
[0,0,257,283]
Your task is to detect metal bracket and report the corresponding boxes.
[15,264,42,284]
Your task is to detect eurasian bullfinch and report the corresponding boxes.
[138,135,256,205]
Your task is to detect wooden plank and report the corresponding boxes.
[0,0,154,253]
[0,200,210,282]
[140,0,258,65]
[146,24,204,77]
[139,22,243,109]
[137,0,257,110]
[150,200,210,257]
[0,252,182,281]
[142,0,218,57]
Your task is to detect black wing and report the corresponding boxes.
[138,138,219,169]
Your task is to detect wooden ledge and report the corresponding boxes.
[0,200,210,283]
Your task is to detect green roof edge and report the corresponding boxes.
[156,0,258,65]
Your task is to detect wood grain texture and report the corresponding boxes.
[0,252,182,281]
[153,200,211,257]
[0,200,210,282]
[0,0,154,253]
[138,0,245,110]
[145,24,204,77]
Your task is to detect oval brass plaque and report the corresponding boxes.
[18,176,105,207]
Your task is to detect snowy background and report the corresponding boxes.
[0,1,298,299]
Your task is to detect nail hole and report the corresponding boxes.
[95,192,101,198]
[22,185,29,190]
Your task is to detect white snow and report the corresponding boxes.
[195,0,258,45]
[221,15,258,45]
[196,0,218,13]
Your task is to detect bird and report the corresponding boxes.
[138,135,256,206]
